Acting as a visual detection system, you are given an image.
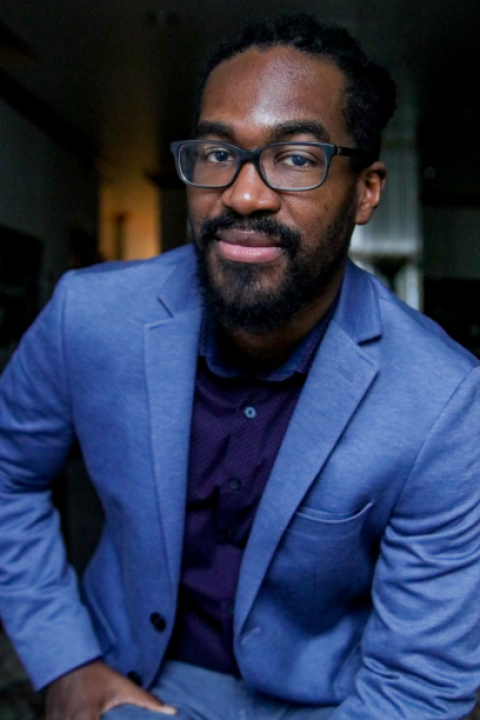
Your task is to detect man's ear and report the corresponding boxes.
[354,161,387,226]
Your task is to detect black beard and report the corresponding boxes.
[193,205,355,335]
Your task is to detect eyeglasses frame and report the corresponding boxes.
[170,139,371,192]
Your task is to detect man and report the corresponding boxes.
[1,13,480,720]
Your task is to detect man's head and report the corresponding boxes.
[180,14,396,338]
[196,14,396,167]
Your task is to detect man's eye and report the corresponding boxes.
[203,148,234,163]
[281,153,314,168]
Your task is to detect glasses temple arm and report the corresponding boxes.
[336,146,374,161]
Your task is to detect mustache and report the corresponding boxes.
[198,212,301,253]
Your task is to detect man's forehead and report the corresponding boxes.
[199,45,350,143]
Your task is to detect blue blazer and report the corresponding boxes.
[1,246,480,720]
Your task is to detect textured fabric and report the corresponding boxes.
[168,310,333,674]
[0,247,480,720]
[103,660,337,720]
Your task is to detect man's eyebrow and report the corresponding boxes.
[269,121,331,143]
[194,119,332,144]
[195,121,235,140]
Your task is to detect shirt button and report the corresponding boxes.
[127,671,142,686]
[244,406,257,419]
[228,478,241,492]
[217,527,236,542]
[150,612,167,632]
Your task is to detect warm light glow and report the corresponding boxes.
[100,173,161,261]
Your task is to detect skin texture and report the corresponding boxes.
[189,46,386,367]
[44,661,176,719]
[45,46,386,719]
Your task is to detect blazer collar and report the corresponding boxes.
[333,259,382,345]
[157,246,201,318]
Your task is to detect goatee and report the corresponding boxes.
[193,204,355,335]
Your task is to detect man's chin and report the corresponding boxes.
[195,253,302,335]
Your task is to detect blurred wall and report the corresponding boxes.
[423,207,480,280]
[0,97,98,304]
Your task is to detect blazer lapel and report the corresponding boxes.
[144,251,202,597]
[235,262,382,634]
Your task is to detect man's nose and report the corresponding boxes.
[220,162,282,215]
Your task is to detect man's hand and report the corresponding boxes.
[45,659,177,720]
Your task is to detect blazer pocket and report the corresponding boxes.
[269,501,376,619]
[287,500,374,540]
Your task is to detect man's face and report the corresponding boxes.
[188,46,375,335]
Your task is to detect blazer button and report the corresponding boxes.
[127,671,142,686]
[150,612,167,632]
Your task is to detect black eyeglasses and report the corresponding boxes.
[170,139,369,192]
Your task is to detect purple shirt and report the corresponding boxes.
[167,307,335,674]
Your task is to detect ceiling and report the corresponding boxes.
[0,0,479,192]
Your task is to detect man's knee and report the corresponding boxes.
[101,706,165,720]
[102,706,195,720]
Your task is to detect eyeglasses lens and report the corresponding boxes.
[261,144,327,190]
[179,142,328,190]
[180,143,238,187]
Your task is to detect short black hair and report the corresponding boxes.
[196,13,396,165]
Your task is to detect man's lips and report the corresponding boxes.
[215,229,284,264]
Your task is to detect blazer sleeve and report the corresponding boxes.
[331,365,480,720]
[0,273,102,690]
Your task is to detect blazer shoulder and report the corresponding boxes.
[338,261,478,373]
[375,274,477,366]
[66,244,195,290]
[348,272,479,416]
[57,245,199,322]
